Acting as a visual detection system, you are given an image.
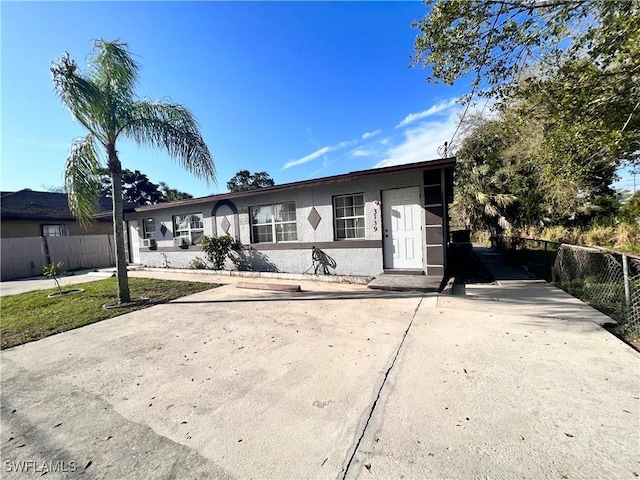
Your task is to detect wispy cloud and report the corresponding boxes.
[376,109,460,168]
[349,148,375,158]
[395,98,458,129]
[282,140,355,170]
[283,146,331,169]
[361,129,381,140]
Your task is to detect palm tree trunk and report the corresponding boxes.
[108,144,131,304]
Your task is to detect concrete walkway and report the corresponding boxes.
[454,246,617,326]
[0,269,116,297]
[1,262,639,479]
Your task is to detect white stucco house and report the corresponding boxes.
[124,158,455,279]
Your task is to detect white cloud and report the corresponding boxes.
[361,129,381,140]
[282,146,331,169]
[349,148,375,158]
[282,139,355,170]
[395,98,458,129]
[375,109,460,169]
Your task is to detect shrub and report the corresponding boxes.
[584,225,616,247]
[614,222,640,248]
[187,257,209,270]
[201,235,234,270]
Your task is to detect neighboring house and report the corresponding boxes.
[0,189,130,238]
[125,158,455,278]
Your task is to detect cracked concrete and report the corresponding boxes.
[2,279,425,479]
[2,270,639,479]
[341,296,424,480]
[345,293,639,480]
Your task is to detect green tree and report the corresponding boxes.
[96,169,194,205]
[52,39,215,304]
[412,0,640,168]
[412,0,626,96]
[453,106,618,230]
[619,191,640,223]
[227,170,275,192]
[97,168,163,205]
[158,181,194,202]
[452,116,517,231]
[43,185,67,193]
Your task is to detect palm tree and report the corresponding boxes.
[51,39,215,304]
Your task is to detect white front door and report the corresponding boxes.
[128,220,141,264]
[382,187,423,269]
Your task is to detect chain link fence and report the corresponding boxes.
[492,235,640,331]
[552,245,640,332]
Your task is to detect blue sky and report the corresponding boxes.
[1,1,473,198]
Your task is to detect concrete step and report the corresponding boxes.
[368,274,441,292]
[382,269,425,276]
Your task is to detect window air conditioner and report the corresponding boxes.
[174,236,190,247]
[142,238,157,248]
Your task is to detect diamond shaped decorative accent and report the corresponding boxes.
[160,223,168,237]
[307,207,322,230]
[221,216,231,233]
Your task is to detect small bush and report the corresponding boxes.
[615,222,640,248]
[584,225,616,247]
[187,257,209,270]
[201,235,234,270]
[42,262,65,294]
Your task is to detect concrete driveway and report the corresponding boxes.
[1,274,639,479]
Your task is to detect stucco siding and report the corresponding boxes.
[127,160,455,276]
[139,245,383,276]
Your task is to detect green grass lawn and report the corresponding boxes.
[1,277,219,350]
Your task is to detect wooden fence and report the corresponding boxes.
[1,235,115,281]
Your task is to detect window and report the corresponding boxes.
[334,194,365,239]
[250,202,297,243]
[173,213,204,245]
[42,224,68,237]
[142,218,156,239]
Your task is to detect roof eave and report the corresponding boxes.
[131,157,456,214]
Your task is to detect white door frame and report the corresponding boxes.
[128,220,141,264]
[381,186,423,270]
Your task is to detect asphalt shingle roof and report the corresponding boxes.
[0,190,133,221]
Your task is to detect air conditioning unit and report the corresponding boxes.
[174,236,190,247]
[141,238,157,248]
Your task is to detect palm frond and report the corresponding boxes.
[64,134,103,227]
[484,203,498,217]
[497,216,512,230]
[89,39,139,101]
[51,53,105,142]
[122,100,216,184]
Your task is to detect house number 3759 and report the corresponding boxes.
[373,206,379,232]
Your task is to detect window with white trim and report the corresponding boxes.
[173,213,204,245]
[334,194,365,239]
[142,218,156,239]
[42,224,69,237]
[250,202,297,243]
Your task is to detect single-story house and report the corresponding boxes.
[124,158,455,278]
[0,189,132,238]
